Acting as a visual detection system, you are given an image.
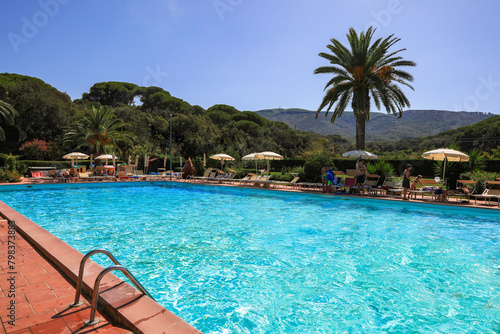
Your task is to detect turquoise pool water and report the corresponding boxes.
[1,182,500,333]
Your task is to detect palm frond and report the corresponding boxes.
[314,26,415,149]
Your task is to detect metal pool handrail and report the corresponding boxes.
[85,265,155,326]
[70,248,122,307]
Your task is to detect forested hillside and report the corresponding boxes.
[1,73,499,165]
[0,74,344,162]
[369,115,500,156]
[255,108,493,141]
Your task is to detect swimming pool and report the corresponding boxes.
[1,182,500,333]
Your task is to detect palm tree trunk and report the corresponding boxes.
[355,114,366,150]
[353,88,370,150]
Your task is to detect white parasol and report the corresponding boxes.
[422,148,469,185]
[95,154,118,165]
[255,151,283,172]
[342,150,379,159]
[242,153,261,173]
[210,153,235,170]
[62,152,89,167]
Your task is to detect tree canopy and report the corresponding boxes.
[0,84,18,141]
[0,74,336,162]
[62,105,134,155]
[314,27,416,150]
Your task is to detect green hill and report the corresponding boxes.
[0,74,331,161]
[254,108,494,142]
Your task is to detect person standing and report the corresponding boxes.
[402,164,413,200]
[321,165,328,192]
[355,159,367,195]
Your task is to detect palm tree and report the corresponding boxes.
[63,106,134,155]
[314,27,416,150]
[0,85,18,141]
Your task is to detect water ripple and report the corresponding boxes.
[1,182,499,333]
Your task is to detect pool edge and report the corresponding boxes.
[0,200,202,334]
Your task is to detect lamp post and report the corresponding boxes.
[169,113,173,181]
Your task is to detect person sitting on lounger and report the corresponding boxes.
[434,187,450,202]
[69,167,79,182]
[450,185,471,200]
[409,175,424,199]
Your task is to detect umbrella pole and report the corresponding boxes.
[442,158,447,188]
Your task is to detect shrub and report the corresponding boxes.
[19,139,49,160]
[365,159,395,186]
[0,169,22,183]
[303,155,336,183]
[460,170,500,193]
[366,159,395,178]
[0,153,23,182]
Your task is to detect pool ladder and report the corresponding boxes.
[69,249,155,326]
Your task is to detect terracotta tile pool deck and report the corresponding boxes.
[0,179,497,333]
[0,218,134,333]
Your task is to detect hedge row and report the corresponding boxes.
[271,158,500,178]
[4,158,500,179]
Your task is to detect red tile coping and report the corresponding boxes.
[0,201,202,334]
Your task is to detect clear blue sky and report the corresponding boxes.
[1,0,500,114]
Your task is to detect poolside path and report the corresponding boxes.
[0,218,133,334]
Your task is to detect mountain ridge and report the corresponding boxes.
[253,108,494,142]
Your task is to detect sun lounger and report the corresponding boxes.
[48,170,67,183]
[239,174,260,186]
[254,174,272,187]
[357,174,380,195]
[453,180,476,202]
[216,171,236,183]
[165,171,184,181]
[232,174,252,185]
[383,178,403,197]
[191,168,213,183]
[117,171,130,180]
[473,189,500,206]
[345,169,357,177]
[408,179,441,200]
[87,171,107,181]
[362,174,383,195]
[78,172,91,181]
[28,171,52,183]
[473,181,500,206]
[340,177,356,193]
[297,181,322,191]
[202,170,218,182]
[95,166,105,176]
[130,170,149,180]
[272,176,300,189]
